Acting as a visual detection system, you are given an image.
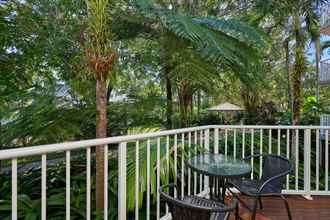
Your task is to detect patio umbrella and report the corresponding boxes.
[207,102,243,112]
[207,102,244,124]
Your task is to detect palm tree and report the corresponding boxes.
[85,0,116,213]
[136,0,268,127]
[291,0,327,124]
[284,38,293,123]
[292,13,306,125]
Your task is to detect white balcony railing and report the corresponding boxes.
[321,115,330,139]
[320,59,330,84]
[0,125,330,220]
[321,5,330,29]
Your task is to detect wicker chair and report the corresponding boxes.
[228,154,293,220]
[160,184,239,220]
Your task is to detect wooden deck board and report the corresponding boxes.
[229,196,330,220]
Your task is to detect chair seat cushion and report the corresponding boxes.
[230,179,280,196]
[183,196,229,220]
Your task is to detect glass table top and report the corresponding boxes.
[187,154,251,178]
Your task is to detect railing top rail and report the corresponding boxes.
[321,58,330,64]
[0,125,213,160]
[214,125,330,129]
[1,125,330,160]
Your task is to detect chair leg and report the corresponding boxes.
[222,184,226,202]
[235,203,240,220]
[258,197,263,210]
[251,197,259,220]
[280,195,292,220]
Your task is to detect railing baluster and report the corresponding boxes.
[174,135,178,198]
[269,129,272,154]
[135,141,139,220]
[147,139,151,220]
[104,145,108,220]
[326,130,329,191]
[214,128,219,154]
[316,130,320,191]
[295,129,299,190]
[204,129,209,192]
[225,129,228,158]
[251,129,254,180]
[66,151,70,220]
[234,129,237,159]
[194,131,197,195]
[303,129,311,197]
[199,131,203,192]
[12,158,17,220]
[166,136,170,214]
[86,147,91,220]
[118,142,127,220]
[259,129,263,179]
[286,129,290,190]
[157,138,161,220]
[188,132,191,196]
[242,128,245,159]
[181,133,185,198]
[277,129,281,155]
[41,154,47,220]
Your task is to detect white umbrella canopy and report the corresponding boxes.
[207,102,244,112]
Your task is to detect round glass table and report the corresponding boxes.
[187,153,251,201]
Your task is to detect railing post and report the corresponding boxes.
[204,129,209,191]
[118,142,127,220]
[214,128,219,154]
[304,129,312,200]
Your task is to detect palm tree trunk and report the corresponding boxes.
[178,83,189,128]
[315,33,321,100]
[95,76,108,212]
[197,91,201,115]
[292,15,305,125]
[165,63,173,129]
[284,39,293,124]
[190,94,193,116]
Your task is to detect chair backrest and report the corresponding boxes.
[261,155,292,190]
[159,184,231,220]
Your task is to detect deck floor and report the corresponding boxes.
[230,195,330,220]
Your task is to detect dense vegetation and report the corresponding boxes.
[1,0,330,148]
[1,0,330,219]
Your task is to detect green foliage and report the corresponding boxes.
[301,96,328,125]
[1,0,330,218]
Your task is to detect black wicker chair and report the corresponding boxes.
[160,184,239,220]
[228,154,293,220]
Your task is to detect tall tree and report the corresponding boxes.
[284,38,293,123]
[292,14,306,125]
[291,0,326,124]
[85,0,116,212]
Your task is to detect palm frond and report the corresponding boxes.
[193,17,269,50]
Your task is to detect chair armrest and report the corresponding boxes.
[159,183,178,196]
[243,154,262,161]
[257,169,292,194]
[159,183,177,192]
